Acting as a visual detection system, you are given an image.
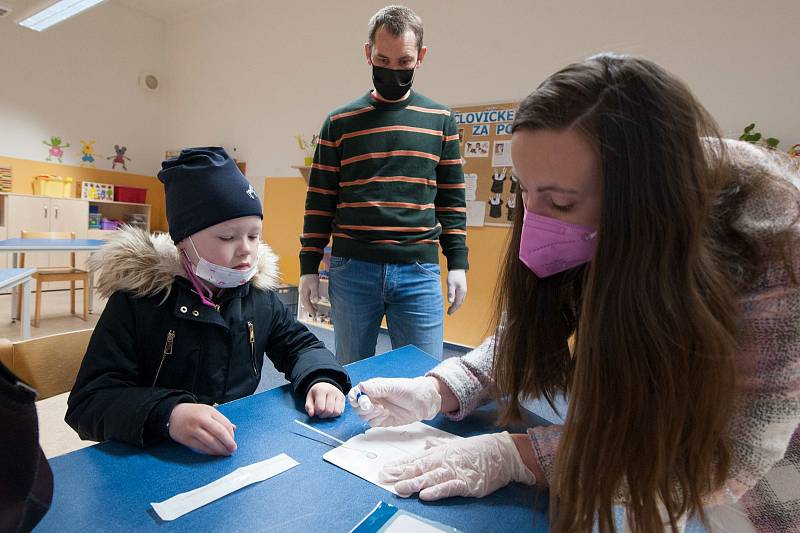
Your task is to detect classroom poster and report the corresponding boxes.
[452,102,519,227]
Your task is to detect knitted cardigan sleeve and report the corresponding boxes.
[426,334,497,420]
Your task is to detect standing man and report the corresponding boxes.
[299,5,468,364]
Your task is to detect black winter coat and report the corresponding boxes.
[65,229,350,447]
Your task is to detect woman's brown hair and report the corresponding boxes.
[492,53,798,532]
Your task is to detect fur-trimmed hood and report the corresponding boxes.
[88,226,280,299]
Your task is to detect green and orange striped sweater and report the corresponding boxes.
[300,90,469,275]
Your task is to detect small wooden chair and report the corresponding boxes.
[0,329,95,457]
[16,231,90,327]
[0,328,92,400]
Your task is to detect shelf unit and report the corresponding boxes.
[87,198,151,232]
[296,277,333,331]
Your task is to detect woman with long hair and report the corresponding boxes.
[347,53,800,532]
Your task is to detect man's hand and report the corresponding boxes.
[299,274,320,315]
[168,403,237,456]
[446,269,467,315]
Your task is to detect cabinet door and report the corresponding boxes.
[50,198,88,237]
[50,198,90,273]
[6,195,50,268]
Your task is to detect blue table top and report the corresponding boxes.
[0,238,106,251]
[0,267,37,282]
[35,346,550,533]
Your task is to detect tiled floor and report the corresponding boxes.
[0,288,105,342]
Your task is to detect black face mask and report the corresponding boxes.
[371,65,415,101]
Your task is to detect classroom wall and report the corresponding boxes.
[0,2,167,175]
[4,1,797,347]
[0,155,168,232]
[164,0,799,179]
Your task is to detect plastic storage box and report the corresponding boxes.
[101,218,121,230]
[88,207,103,229]
[124,213,148,230]
[33,175,74,198]
[114,186,147,204]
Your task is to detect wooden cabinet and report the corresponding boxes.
[2,194,89,289]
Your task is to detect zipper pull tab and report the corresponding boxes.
[164,330,175,355]
[248,321,257,375]
[153,329,176,387]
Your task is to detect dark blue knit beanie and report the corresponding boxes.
[158,147,262,243]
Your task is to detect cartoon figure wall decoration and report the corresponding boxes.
[43,136,70,163]
[506,194,516,221]
[488,193,503,218]
[108,145,131,171]
[79,140,98,167]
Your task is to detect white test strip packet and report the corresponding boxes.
[150,453,299,521]
[323,422,463,495]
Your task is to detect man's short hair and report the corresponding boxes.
[367,5,424,53]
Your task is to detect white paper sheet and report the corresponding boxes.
[150,453,299,521]
[384,514,455,532]
[323,422,462,495]
[466,201,486,227]
[464,173,478,201]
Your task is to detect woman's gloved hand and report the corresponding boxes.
[380,432,536,500]
[347,376,442,427]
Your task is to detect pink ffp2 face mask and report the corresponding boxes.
[518,210,597,278]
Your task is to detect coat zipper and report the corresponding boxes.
[248,321,257,376]
[152,330,175,387]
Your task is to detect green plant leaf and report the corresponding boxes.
[751,133,762,142]
[766,138,780,148]
[744,123,755,133]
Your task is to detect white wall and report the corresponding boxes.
[2,0,797,180]
[0,2,167,174]
[162,0,800,178]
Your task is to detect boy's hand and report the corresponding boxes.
[305,382,345,418]
[168,403,237,456]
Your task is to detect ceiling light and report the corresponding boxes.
[18,0,105,32]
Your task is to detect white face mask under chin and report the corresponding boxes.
[186,237,257,288]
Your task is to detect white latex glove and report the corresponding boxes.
[446,269,467,315]
[347,377,442,427]
[299,274,320,315]
[380,432,536,500]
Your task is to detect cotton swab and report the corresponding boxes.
[293,419,346,445]
[293,419,378,459]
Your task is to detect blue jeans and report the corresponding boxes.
[328,256,444,364]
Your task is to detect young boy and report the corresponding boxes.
[66,147,350,455]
